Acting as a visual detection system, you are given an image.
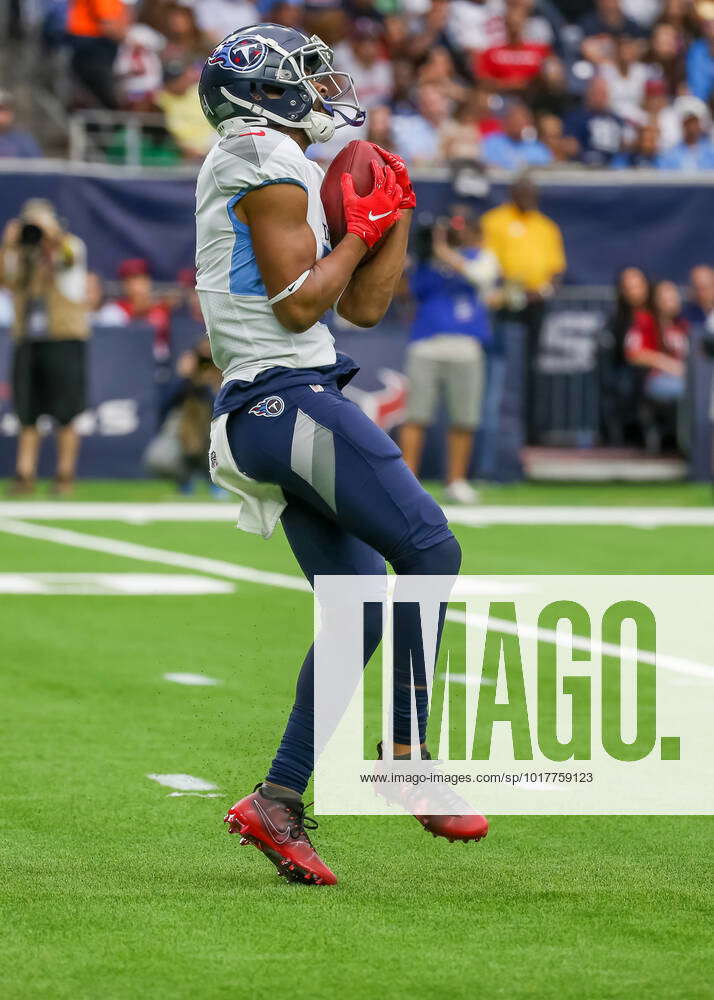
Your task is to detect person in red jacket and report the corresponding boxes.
[115,258,171,362]
[624,278,689,403]
[476,3,551,92]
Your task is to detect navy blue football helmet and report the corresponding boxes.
[199,24,365,144]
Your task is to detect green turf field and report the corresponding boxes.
[1,482,712,999]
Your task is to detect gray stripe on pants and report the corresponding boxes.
[311,421,336,512]
[290,408,336,512]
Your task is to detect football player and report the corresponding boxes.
[196,23,488,886]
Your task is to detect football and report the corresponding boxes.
[320,139,392,261]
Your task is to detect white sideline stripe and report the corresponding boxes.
[1,501,714,527]
[443,506,714,528]
[0,572,234,595]
[0,518,310,593]
[1,518,711,682]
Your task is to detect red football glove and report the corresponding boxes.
[340,161,402,249]
[370,144,416,210]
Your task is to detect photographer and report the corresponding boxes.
[0,200,89,495]
[400,210,499,503]
[144,336,222,494]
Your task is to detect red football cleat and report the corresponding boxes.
[374,745,489,844]
[224,785,337,886]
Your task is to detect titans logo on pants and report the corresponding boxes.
[207,37,268,74]
[249,396,285,418]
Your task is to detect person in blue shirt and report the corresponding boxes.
[481,101,553,170]
[564,76,629,166]
[657,110,714,170]
[0,91,41,159]
[400,210,499,503]
[612,122,659,167]
[686,19,714,102]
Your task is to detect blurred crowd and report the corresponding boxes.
[1,187,712,498]
[3,0,714,168]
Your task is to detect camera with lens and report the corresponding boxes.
[413,212,469,263]
[19,222,44,248]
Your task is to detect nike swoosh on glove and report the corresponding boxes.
[340,161,402,249]
[369,144,417,210]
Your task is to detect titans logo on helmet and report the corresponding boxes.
[207,36,268,74]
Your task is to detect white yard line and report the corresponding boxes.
[1,501,714,527]
[163,672,220,686]
[446,609,714,682]
[0,518,310,592]
[0,517,711,682]
[0,572,235,595]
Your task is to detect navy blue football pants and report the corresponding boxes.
[226,381,461,794]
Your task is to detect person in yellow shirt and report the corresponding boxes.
[480,174,566,443]
[154,61,215,160]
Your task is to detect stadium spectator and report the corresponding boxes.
[416,46,467,106]
[334,19,394,110]
[389,58,418,115]
[647,21,686,96]
[625,278,689,452]
[601,32,653,121]
[621,0,662,29]
[172,266,205,330]
[193,1,259,44]
[658,0,698,38]
[481,100,553,167]
[154,60,215,160]
[365,104,395,150]
[160,2,213,65]
[481,174,566,441]
[538,111,577,160]
[67,0,128,109]
[440,85,503,162]
[447,0,506,56]
[114,10,166,109]
[400,210,499,503]
[564,75,630,165]
[685,264,714,330]
[114,258,172,361]
[686,13,714,102]
[392,84,451,165]
[260,1,304,30]
[613,120,661,163]
[640,77,681,148]
[476,2,553,93]
[0,200,90,495]
[599,265,652,444]
[657,105,714,167]
[0,91,42,158]
[580,0,645,65]
[530,54,578,119]
[85,271,125,326]
[404,0,452,63]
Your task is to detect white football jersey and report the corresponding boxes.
[195,123,336,383]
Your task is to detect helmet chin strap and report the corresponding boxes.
[220,88,336,144]
[304,110,335,144]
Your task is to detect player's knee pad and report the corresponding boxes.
[392,533,462,578]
